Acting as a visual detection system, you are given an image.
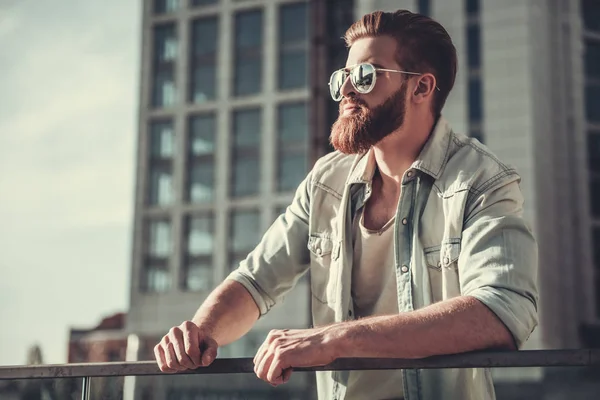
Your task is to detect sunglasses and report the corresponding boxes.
[328,62,438,102]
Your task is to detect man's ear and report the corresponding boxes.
[412,74,436,98]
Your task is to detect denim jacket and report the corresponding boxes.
[228,117,539,400]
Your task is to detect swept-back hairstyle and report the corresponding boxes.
[345,10,457,117]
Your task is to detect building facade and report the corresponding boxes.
[127,0,352,398]
[127,0,599,398]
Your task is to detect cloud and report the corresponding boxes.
[0,0,139,365]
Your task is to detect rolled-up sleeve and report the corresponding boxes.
[226,170,312,316]
[459,178,539,349]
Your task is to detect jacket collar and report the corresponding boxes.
[346,116,453,185]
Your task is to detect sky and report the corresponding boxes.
[0,0,139,365]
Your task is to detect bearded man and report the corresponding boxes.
[155,9,538,400]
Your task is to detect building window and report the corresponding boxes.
[183,214,214,291]
[191,0,218,6]
[230,109,261,197]
[149,121,174,206]
[466,25,481,69]
[143,219,172,292]
[152,24,177,108]
[229,210,260,271]
[466,0,480,15]
[582,0,600,32]
[190,17,218,103]
[418,0,430,16]
[585,84,600,123]
[277,103,308,192]
[154,0,178,14]
[234,10,263,96]
[585,40,600,80]
[278,3,308,90]
[465,0,484,143]
[187,115,216,203]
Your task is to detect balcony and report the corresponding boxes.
[1,349,600,399]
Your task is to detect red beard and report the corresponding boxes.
[330,84,407,154]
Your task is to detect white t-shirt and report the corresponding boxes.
[345,207,404,400]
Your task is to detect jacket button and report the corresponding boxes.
[316,248,322,256]
[401,265,409,273]
[402,218,408,225]
[443,257,450,265]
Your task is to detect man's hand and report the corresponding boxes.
[253,326,341,386]
[154,321,218,373]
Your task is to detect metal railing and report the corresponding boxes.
[1,349,599,399]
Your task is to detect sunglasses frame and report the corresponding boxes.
[328,62,440,102]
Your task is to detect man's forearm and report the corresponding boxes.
[192,279,260,346]
[333,295,515,359]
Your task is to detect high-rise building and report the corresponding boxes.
[127,0,599,398]
[358,0,600,397]
[127,0,352,398]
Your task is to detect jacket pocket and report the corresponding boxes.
[307,234,337,304]
[424,239,461,302]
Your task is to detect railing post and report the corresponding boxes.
[81,376,91,400]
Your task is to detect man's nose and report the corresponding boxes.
[340,73,356,99]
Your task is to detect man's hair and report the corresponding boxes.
[344,10,457,117]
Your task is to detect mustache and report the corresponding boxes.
[339,98,368,112]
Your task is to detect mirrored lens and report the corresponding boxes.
[351,63,375,93]
[329,70,346,101]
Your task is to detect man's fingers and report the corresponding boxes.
[200,337,218,366]
[182,322,201,367]
[168,329,195,370]
[282,367,293,383]
[154,343,176,373]
[266,352,286,385]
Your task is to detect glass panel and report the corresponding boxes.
[192,0,218,7]
[119,374,317,400]
[592,227,600,269]
[582,0,600,32]
[192,18,218,56]
[150,121,174,158]
[188,215,213,255]
[149,164,173,205]
[233,109,261,147]
[468,77,483,123]
[0,379,81,399]
[236,11,263,48]
[146,265,171,292]
[466,24,481,68]
[149,220,172,257]
[235,58,262,96]
[190,114,215,154]
[280,50,307,90]
[590,176,600,218]
[586,84,600,123]
[234,10,263,96]
[154,0,179,14]
[189,161,214,202]
[279,103,308,144]
[418,0,430,16]
[466,0,480,15]
[191,64,216,103]
[232,156,260,197]
[588,133,600,173]
[185,262,212,291]
[280,3,307,43]
[279,150,306,192]
[231,210,260,253]
[585,40,600,80]
[154,24,177,63]
[153,68,176,107]
[190,18,218,103]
